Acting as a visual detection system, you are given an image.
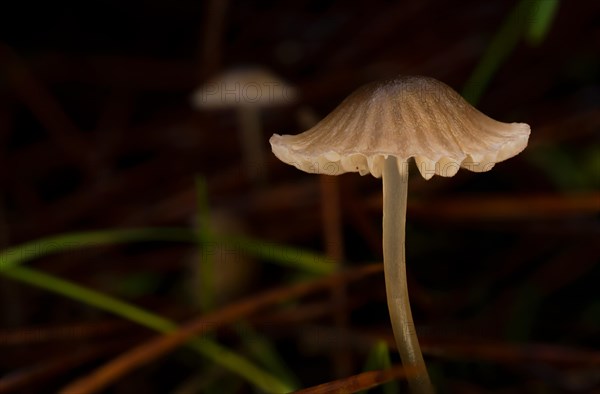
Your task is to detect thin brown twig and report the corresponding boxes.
[290,324,600,368]
[370,332,600,367]
[0,321,131,346]
[293,364,415,394]
[367,193,600,220]
[0,43,91,168]
[60,263,384,394]
[251,290,374,329]
[0,341,129,393]
[320,176,345,263]
[319,175,351,377]
[198,0,230,79]
[424,339,600,367]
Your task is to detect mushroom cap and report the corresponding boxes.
[270,76,530,179]
[192,68,297,109]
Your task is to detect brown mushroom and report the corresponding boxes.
[270,76,530,393]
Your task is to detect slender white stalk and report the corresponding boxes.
[382,156,434,394]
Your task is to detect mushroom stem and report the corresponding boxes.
[237,107,267,186]
[382,156,433,394]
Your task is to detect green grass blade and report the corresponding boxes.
[462,0,534,104]
[1,265,292,393]
[359,341,400,394]
[224,235,335,275]
[4,266,173,330]
[505,284,542,342]
[236,321,301,390]
[0,228,196,271]
[0,228,333,276]
[526,0,560,46]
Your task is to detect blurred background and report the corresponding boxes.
[0,0,598,393]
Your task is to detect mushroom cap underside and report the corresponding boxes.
[270,76,530,179]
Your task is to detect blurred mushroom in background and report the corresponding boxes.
[192,67,297,187]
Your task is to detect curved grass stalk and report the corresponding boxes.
[0,222,334,391]
[0,227,334,275]
[2,266,293,393]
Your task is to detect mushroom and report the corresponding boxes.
[192,67,297,185]
[270,76,530,393]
